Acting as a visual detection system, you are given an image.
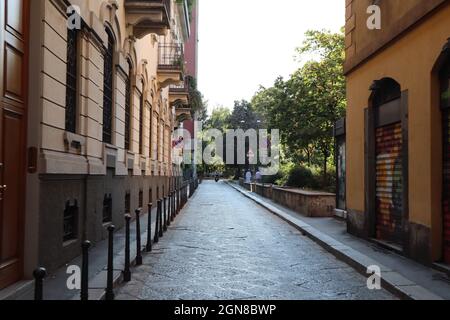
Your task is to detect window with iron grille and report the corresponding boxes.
[102,29,114,144]
[125,60,132,150]
[139,80,144,154]
[65,27,78,133]
[139,190,143,208]
[63,200,78,242]
[125,192,131,214]
[103,194,112,223]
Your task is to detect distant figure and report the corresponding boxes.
[245,170,252,183]
[255,170,262,183]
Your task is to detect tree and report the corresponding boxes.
[252,29,346,186]
[204,107,231,131]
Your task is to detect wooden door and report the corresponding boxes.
[0,0,29,289]
[442,59,450,265]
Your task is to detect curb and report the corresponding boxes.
[225,181,444,301]
[72,189,195,301]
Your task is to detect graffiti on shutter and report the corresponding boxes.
[376,122,403,246]
[443,110,450,264]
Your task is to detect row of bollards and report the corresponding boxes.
[32,180,199,300]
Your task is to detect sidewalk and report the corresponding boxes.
[226,181,450,300]
[13,204,169,300]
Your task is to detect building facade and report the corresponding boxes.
[345,0,450,267]
[0,0,192,291]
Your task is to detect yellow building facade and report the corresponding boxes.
[345,0,450,266]
[0,0,193,290]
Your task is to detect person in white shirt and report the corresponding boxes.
[245,170,252,183]
[255,170,262,183]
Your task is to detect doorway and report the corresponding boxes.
[0,0,29,289]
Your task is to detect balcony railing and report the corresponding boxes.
[169,77,189,93]
[125,0,171,38]
[158,44,184,70]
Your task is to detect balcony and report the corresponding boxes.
[125,0,171,39]
[169,77,190,107]
[157,43,185,88]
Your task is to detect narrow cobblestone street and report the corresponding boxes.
[116,181,395,300]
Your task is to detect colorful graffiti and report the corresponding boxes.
[375,122,403,245]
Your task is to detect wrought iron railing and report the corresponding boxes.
[169,77,190,92]
[158,43,184,70]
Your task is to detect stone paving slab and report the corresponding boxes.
[116,181,395,300]
[226,181,445,300]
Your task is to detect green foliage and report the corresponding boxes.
[186,76,207,121]
[204,107,231,131]
[252,29,346,187]
[285,166,318,189]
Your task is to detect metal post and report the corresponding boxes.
[123,215,131,282]
[33,267,47,301]
[163,197,168,231]
[146,203,152,252]
[154,200,160,243]
[178,187,181,213]
[105,225,115,300]
[173,191,176,219]
[135,209,143,266]
[80,240,91,300]
[159,199,163,237]
[167,194,171,226]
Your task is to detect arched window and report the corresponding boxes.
[125,60,132,150]
[65,27,78,133]
[139,79,144,154]
[103,28,115,144]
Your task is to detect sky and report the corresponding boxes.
[197,0,345,113]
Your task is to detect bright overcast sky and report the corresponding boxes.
[198,0,345,113]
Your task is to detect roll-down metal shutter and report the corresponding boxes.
[376,122,403,246]
[443,110,450,264]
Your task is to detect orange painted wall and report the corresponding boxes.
[345,4,450,259]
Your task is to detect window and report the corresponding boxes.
[125,192,131,214]
[103,29,114,144]
[65,27,78,133]
[139,190,143,208]
[125,60,132,150]
[103,194,112,223]
[63,200,78,242]
[139,80,144,154]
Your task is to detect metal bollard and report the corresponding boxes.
[154,200,161,243]
[123,214,131,282]
[163,197,168,232]
[105,224,115,300]
[146,203,152,252]
[80,240,91,300]
[177,188,181,214]
[159,199,163,237]
[135,209,143,266]
[167,194,171,226]
[33,267,47,301]
[172,191,176,219]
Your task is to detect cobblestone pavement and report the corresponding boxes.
[116,181,395,300]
